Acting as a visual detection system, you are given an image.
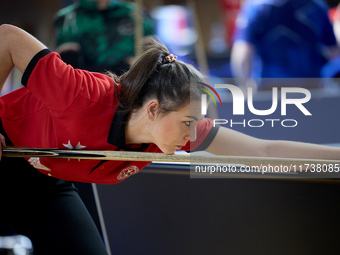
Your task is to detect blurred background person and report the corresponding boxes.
[230,0,340,91]
[220,0,241,47]
[54,0,155,75]
[321,2,340,78]
[328,2,340,44]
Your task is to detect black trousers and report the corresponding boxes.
[0,120,108,255]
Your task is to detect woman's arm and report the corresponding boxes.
[205,126,340,160]
[0,24,47,92]
[0,24,46,159]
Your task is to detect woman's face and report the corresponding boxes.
[150,101,203,155]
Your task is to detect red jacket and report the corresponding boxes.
[0,50,217,184]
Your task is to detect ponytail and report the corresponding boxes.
[113,40,205,115]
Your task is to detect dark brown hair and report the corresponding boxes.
[112,41,206,115]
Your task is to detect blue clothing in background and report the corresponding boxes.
[234,0,337,78]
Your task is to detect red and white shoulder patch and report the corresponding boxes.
[117,166,139,180]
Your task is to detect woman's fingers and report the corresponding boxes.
[0,133,6,161]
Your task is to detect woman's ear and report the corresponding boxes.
[146,99,161,120]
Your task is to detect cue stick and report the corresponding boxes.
[2,147,340,166]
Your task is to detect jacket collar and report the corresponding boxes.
[107,105,149,151]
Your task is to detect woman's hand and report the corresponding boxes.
[0,133,6,161]
[205,126,340,160]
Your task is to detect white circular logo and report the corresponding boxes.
[117,166,139,180]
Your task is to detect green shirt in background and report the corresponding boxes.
[54,0,155,75]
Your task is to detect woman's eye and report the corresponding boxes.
[185,121,191,126]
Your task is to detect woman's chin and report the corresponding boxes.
[161,147,176,155]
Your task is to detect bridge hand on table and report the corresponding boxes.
[0,133,6,161]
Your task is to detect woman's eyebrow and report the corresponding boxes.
[186,116,198,121]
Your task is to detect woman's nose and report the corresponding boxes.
[189,126,197,141]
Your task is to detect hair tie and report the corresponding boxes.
[162,54,178,63]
